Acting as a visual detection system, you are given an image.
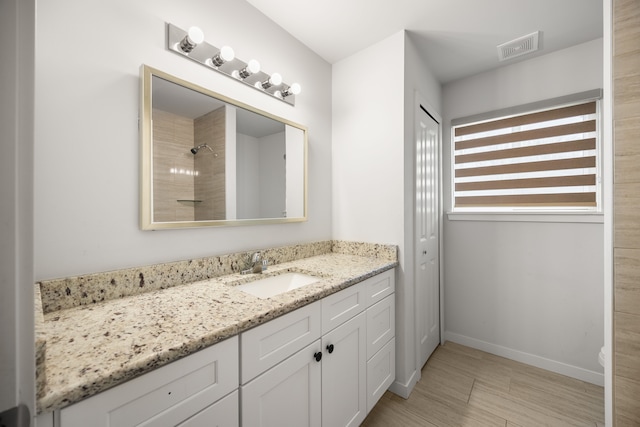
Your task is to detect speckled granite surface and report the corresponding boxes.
[38,241,334,314]
[36,241,397,414]
[34,284,47,401]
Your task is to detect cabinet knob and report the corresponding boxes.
[314,351,322,362]
[326,344,334,354]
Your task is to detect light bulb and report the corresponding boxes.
[289,83,301,95]
[219,46,234,62]
[187,26,204,44]
[237,59,261,79]
[247,60,261,74]
[179,26,204,53]
[211,45,235,67]
[282,83,302,97]
[269,73,283,86]
[260,72,283,90]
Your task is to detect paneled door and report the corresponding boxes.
[415,104,440,369]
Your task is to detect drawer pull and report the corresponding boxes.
[314,351,322,362]
[326,344,334,354]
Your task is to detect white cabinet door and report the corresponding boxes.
[321,312,366,427]
[241,340,322,427]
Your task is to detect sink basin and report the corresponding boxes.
[235,272,321,299]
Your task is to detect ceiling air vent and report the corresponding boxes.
[497,31,541,62]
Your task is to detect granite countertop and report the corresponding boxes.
[36,247,397,414]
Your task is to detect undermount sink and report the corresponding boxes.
[235,272,321,299]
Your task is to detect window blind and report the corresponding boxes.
[453,101,598,209]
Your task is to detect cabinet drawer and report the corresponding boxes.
[366,294,395,359]
[365,269,395,308]
[178,390,238,427]
[60,336,239,427]
[241,301,321,384]
[321,281,366,334]
[366,337,395,413]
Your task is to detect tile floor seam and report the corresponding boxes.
[468,378,476,404]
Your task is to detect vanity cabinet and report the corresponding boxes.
[58,336,239,427]
[46,269,395,427]
[240,268,395,427]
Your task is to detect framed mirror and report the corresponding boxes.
[140,65,307,230]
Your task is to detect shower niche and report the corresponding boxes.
[140,65,307,230]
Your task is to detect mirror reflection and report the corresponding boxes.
[140,66,307,230]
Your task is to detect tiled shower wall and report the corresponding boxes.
[194,107,226,221]
[613,0,640,424]
[152,107,226,222]
[152,109,196,222]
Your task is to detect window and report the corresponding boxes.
[452,97,601,212]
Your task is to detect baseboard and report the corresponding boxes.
[388,369,418,399]
[444,332,604,387]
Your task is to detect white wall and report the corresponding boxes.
[285,125,305,218]
[258,131,286,218]
[333,31,406,393]
[332,32,405,245]
[34,0,332,280]
[400,33,443,396]
[1,0,36,417]
[332,30,442,397]
[236,133,260,219]
[225,105,237,220]
[442,38,605,383]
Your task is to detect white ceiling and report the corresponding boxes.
[246,0,603,84]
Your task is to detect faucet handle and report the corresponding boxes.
[251,252,262,263]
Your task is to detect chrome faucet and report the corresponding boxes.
[241,252,266,274]
[251,252,262,273]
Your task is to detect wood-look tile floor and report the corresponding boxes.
[362,342,605,427]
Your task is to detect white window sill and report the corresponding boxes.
[446,211,604,224]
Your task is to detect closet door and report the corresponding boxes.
[415,104,440,369]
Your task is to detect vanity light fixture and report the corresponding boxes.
[210,46,235,67]
[165,23,300,106]
[178,26,204,53]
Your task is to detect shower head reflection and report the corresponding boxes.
[190,144,214,155]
